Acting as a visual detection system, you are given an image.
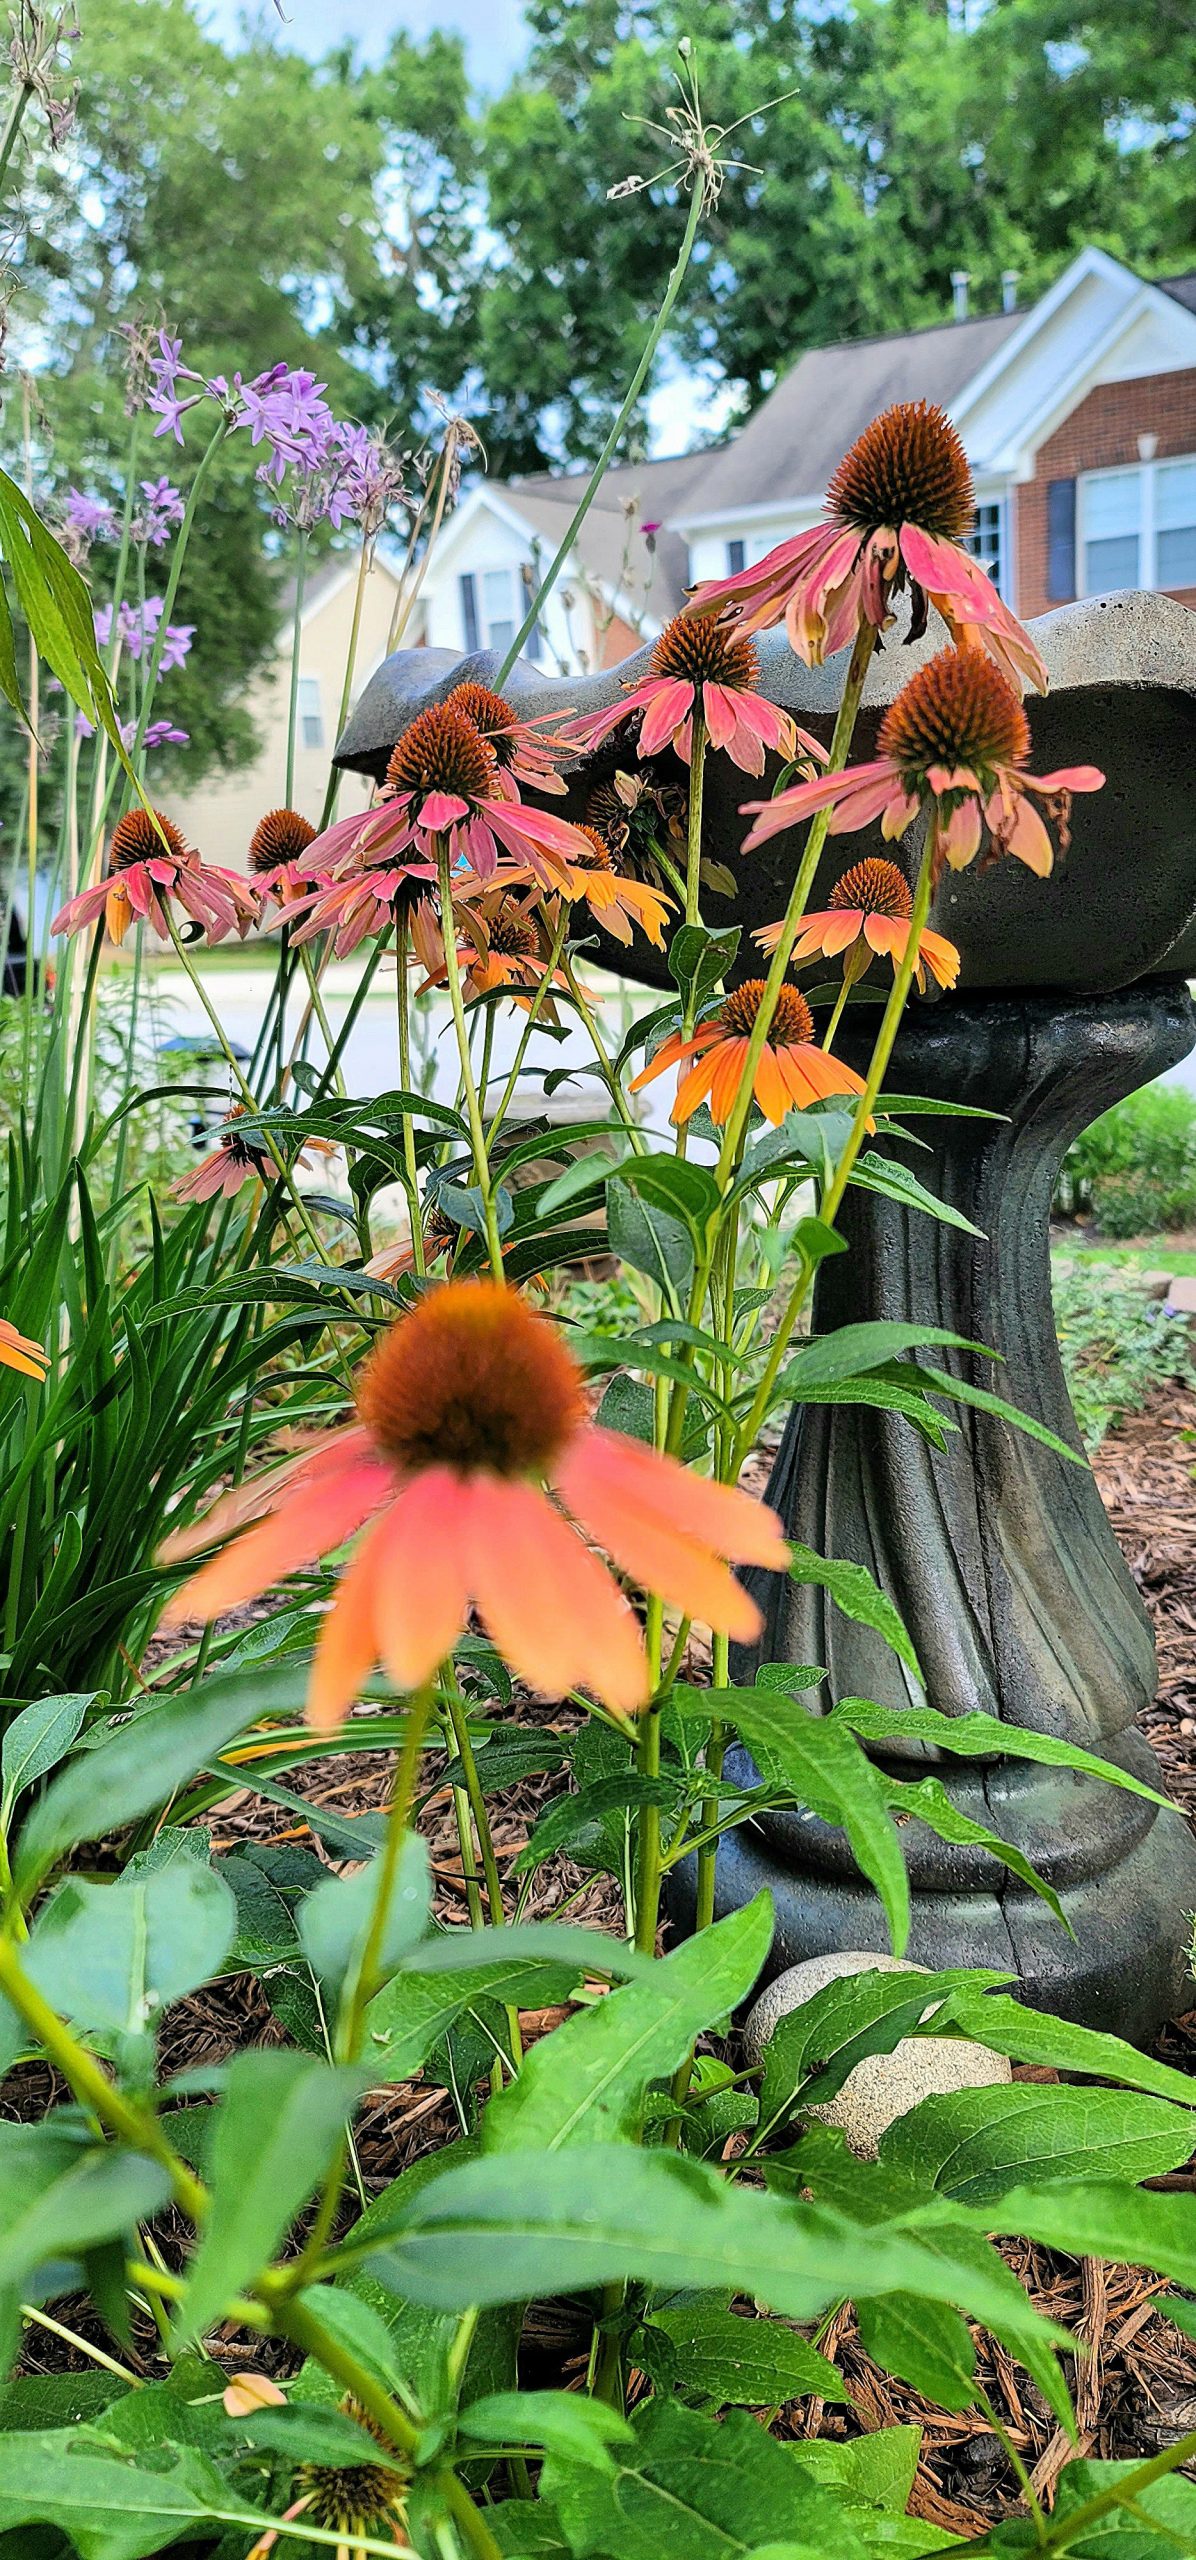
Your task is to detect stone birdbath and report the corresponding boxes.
[336,590,1196,2045]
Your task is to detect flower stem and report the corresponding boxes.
[318,534,371,830]
[820,823,935,1230]
[125,419,230,777]
[435,837,506,1282]
[714,618,878,1189]
[284,527,308,811]
[394,911,426,1275]
[486,900,570,1148]
[684,715,708,930]
[494,175,708,686]
[821,973,853,1052]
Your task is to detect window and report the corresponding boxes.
[297,676,323,752]
[963,500,1007,599]
[459,573,480,651]
[519,562,544,661]
[1079,457,1196,597]
[1081,469,1141,594]
[726,538,746,575]
[483,569,516,657]
[1156,459,1196,590]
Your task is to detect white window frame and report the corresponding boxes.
[1077,454,1196,597]
[964,493,1010,604]
[297,675,324,752]
[480,567,518,654]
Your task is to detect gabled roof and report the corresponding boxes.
[1159,271,1196,317]
[505,448,709,622]
[674,311,1021,525]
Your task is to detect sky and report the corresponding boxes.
[201,0,530,87]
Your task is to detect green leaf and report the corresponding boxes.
[0,2435,236,2560]
[881,2085,1196,2208]
[635,2303,844,2408]
[675,1691,913,1956]
[1053,2461,1196,2553]
[607,1178,692,1302]
[985,2181,1196,2290]
[849,1154,985,1236]
[401,1925,652,1981]
[755,1966,1009,2142]
[911,1363,1085,1467]
[789,2425,922,2515]
[786,1552,922,1688]
[484,1897,773,2153]
[24,1863,237,2037]
[234,2401,403,2467]
[1155,2293,1196,2345]
[513,1775,678,1878]
[459,2390,632,2470]
[0,2140,170,2299]
[366,2143,1070,2353]
[543,2399,864,2560]
[855,2296,977,2412]
[0,467,139,785]
[667,922,741,1006]
[932,1990,1196,2111]
[299,1833,430,1998]
[14,1663,307,1893]
[365,1956,582,2084]
[175,2050,367,2343]
[879,1775,1068,1932]
[618,1154,721,1242]
[0,1695,94,1817]
[831,1700,1172,1811]
[783,1324,994,1391]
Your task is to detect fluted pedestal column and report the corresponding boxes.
[673,980,1196,2044]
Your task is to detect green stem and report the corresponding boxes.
[125,420,230,777]
[394,910,426,1275]
[821,972,853,1052]
[0,1934,207,2224]
[319,535,371,830]
[435,836,505,1282]
[494,175,707,687]
[337,1682,437,2063]
[714,618,878,1189]
[820,825,935,1231]
[442,1680,508,1936]
[486,901,569,1146]
[684,716,708,930]
[0,79,32,197]
[285,528,308,811]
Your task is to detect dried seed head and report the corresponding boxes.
[485,905,541,958]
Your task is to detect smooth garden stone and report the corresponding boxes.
[740,1951,1010,2161]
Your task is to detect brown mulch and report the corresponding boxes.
[12,1398,1196,2531]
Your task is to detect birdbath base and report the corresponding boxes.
[670,978,1196,2046]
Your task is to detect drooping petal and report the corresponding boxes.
[900,525,1050,695]
[1021,765,1105,795]
[688,521,842,631]
[563,685,656,754]
[307,1508,394,1730]
[740,762,889,852]
[629,1024,719,1093]
[561,1427,788,1568]
[1002,791,1055,877]
[701,680,745,754]
[556,1447,763,1643]
[672,1045,725,1125]
[939,796,983,870]
[752,1041,790,1125]
[919,927,961,988]
[418,790,470,831]
[639,678,695,757]
[365,1469,473,1698]
[826,771,904,835]
[468,1475,648,1715]
[162,1449,394,1625]
[819,910,866,958]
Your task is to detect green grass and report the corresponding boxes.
[1058,1240,1196,1279]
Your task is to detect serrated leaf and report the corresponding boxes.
[787,1552,922,1687]
[636,2303,844,2408]
[23,1863,237,2035]
[755,1966,1008,2142]
[831,1700,1172,1811]
[855,2296,977,2412]
[850,1154,985,1236]
[175,2051,368,2343]
[783,1323,994,1391]
[544,2398,863,2560]
[606,1178,692,1302]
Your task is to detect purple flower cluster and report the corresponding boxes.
[65,488,117,543]
[145,328,406,536]
[93,597,194,670]
[66,477,186,553]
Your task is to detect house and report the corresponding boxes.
[174,549,408,873]
[419,248,1196,671]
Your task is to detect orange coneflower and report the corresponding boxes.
[162,1278,787,1724]
[51,809,260,947]
[568,612,814,776]
[417,888,573,1011]
[289,861,438,958]
[550,828,673,948]
[756,857,960,992]
[235,2392,410,2560]
[690,401,1048,696]
[741,649,1103,881]
[0,1319,48,1382]
[631,980,868,1129]
[249,806,320,909]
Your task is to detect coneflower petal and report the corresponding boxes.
[562,1429,787,1568]
[370,1470,472,1694]
[162,1453,393,1626]
[469,1476,647,1716]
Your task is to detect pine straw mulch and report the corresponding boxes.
[10,1393,1196,2534]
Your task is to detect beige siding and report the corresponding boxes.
[174,555,407,876]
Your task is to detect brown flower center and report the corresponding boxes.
[718,980,814,1045]
[248,807,317,874]
[826,401,974,542]
[486,907,540,957]
[570,827,615,874]
[829,856,912,918]
[385,703,497,808]
[108,808,187,873]
[445,681,520,762]
[357,1280,584,1478]
[652,611,758,692]
[879,647,1030,785]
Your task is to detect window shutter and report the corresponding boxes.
[459,572,480,650]
[726,538,746,574]
[1046,480,1076,602]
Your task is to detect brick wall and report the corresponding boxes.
[1016,369,1196,618]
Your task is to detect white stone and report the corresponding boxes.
[742,1949,1011,2161]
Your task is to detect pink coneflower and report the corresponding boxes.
[51,809,259,948]
[248,807,320,909]
[445,681,578,797]
[690,402,1049,696]
[302,702,591,889]
[170,1107,334,1205]
[287,860,439,958]
[418,890,572,1012]
[631,980,868,1129]
[742,649,1103,881]
[567,611,808,776]
[162,1278,788,1724]
[756,856,960,992]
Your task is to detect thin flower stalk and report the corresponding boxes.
[435,836,507,1283]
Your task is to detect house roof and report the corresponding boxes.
[675,310,1022,522]
[1159,270,1196,317]
[504,448,709,622]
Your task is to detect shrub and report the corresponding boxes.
[1060,1083,1196,1236]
